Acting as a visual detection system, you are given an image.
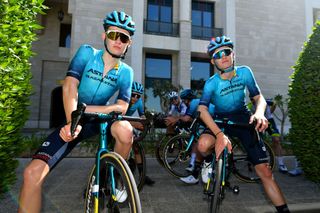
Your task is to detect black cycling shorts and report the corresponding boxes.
[32,121,113,170]
[202,111,268,166]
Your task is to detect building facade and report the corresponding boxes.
[26,0,320,129]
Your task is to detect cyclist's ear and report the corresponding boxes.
[210,58,215,65]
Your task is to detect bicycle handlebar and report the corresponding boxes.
[70,103,147,136]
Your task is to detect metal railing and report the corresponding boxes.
[191,25,223,40]
[144,20,179,37]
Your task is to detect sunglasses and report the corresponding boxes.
[132,93,141,99]
[170,97,178,101]
[212,48,233,60]
[106,30,131,43]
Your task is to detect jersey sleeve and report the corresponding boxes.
[199,79,213,107]
[243,66,261,98]
[66,44,93,81]
[116,65,133,103]
[137,99,145,116]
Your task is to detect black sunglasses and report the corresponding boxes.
[132,93,141,99]
[212,49,233,60]
[106,30,130,43]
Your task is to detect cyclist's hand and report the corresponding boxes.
[249,113,268,132]
[59,123,82,142]
[164,116,176,126]
[215,133,232,160]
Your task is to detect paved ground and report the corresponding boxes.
[1,156,320,213]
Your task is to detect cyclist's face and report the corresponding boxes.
[170,97,179,106]
[103,26,132,55]
[130,93,140,104]
[211,47,234,69]
[182,99,191,107]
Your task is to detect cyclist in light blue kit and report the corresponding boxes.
[127,82,155,185]
[181,36,290,213]
[19,11,136,213]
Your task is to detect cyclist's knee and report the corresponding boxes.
[198,135,214,153]
[112,120,133,144]
[255,163,273,179]
[23,160,49,187]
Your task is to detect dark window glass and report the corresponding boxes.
[191,58,213,92]
[147,0,173,23]
[145,53,172,112]
[59,23,71,48]
[191,1,217,40]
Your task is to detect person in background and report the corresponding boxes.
[126,81,155,185]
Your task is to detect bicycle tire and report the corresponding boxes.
[84,152,141,213]
[128,141,146,192]
[155,135,170,167]
[232,139,275,183]
[162,134,192,178]
[209,155,223,213]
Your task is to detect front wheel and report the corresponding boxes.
[162,134,192,178]
[209,154,223,213]
[84,152,141,213]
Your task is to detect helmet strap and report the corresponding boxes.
[104,38,126,59]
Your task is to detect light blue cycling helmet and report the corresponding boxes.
[103,11,135,36]
[132,82,144,94]
[180,89,196,100]
[207,36,233,57]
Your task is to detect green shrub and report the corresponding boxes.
[288,21,320,183]
[0,0,46,195]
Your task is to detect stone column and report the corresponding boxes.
[131,0,144,83]
[178,0,191,89]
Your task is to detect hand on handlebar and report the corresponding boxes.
[249,113,268,132]
[214,133,232,160]
[59,123,82,142]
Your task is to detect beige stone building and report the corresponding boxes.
[27,0,320,130]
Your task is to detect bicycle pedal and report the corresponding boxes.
[232,185,240,194]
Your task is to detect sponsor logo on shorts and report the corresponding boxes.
[42,141,50,147]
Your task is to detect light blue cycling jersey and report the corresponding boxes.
[125,98,144,116]
[200,66,260,114]
[66,44,133,105]
[186,99,215,118]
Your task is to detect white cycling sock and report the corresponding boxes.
[190,153,196,166]
[277,156,284,165]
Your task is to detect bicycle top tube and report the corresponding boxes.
[70,103,146,136]
[213,117,256,129]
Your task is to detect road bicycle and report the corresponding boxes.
[70,103,142,213]
[205,119,276,212]
[162,113,275,183]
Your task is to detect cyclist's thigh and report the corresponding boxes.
[218,113,268,166]
[32,123,99,170]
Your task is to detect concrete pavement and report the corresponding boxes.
[1,156,320,213]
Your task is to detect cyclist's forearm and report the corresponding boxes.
[86,100,129,115]
[198,105,221,136]
[253,95,267,116]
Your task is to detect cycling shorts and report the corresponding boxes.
[202,112,268,166]
[32,121,113,170]
[266,118,280,137]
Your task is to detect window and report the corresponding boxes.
[192,1,222,40]
[145,53,172,112]
[191,58,213,92]
[59,23,71,48]
[145,0,179,36]
[314,8,320,25]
